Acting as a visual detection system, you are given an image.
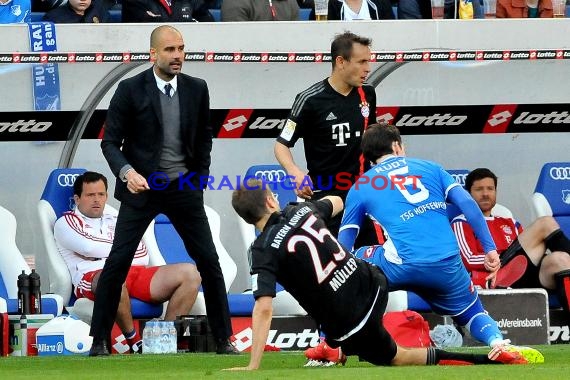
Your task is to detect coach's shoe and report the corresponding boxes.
[130,339,143,354]
[89,339,110,357]
[304,341,347,366]
[504,345,544,364]
[216,339,239,355]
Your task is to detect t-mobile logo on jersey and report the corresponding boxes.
[331,123,359,146]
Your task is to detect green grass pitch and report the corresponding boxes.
[1,345,568,379]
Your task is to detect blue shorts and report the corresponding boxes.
[354,246,478,317]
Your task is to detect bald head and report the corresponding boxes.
[150,25,182,49]
[149,25,185,81]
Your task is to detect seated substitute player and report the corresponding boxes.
[226,179,538,370]
[54,171,201,354]
[452,168,570,313]
[337,124,543,363]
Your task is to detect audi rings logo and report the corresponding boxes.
[549,167,570,180]
[254,170,287,182]
[451,174,468,186]
[57,173,80,186]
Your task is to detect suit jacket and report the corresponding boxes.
[121,0,214,22]
[101,67,213,208]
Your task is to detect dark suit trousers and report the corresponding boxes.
[89,182,232,342]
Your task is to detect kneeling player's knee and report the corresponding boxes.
[454,300,486,327]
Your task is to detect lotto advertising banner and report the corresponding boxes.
[2,49,570,64]
[1,103,569,142]
[231,316,319,352]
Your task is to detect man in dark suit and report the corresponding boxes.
[89,25,236,356]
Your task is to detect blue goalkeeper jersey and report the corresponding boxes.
[340,155,461,265]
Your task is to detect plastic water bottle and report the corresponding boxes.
[29,269,42,314]
[160,321,170,354]
[151,320,161,354]
[142,321,154,354]
[17,270,30,315]
[168,321,178,354]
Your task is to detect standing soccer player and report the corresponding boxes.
[338,123,542,361]
[226,180,540,370]
[274,31,377,239]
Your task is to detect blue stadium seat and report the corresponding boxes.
[532,162,570,236]
[109,9,121,22]
[210,8,221,21]
[149,207,250,315]
[244,164,297,209]
[446,169,470,221]
[30,12,44,22]
[151,208,237,292]
[299,8,311,20]
[37,168,163,319]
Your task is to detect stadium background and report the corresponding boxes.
[0,20,569,342]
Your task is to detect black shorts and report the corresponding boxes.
[503,241,542,288]
[327,265,397,366]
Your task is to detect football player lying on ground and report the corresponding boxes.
[225,179,541,370]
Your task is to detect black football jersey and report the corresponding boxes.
[276,79,377,190]
[250,200,379,338]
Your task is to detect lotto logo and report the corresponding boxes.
[487,110,513,127]
[222,115,248,132]
[376,113,395,124]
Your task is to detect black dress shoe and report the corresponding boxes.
[216,339,239,355]
[130,339,143,354]
[89,340,110,357]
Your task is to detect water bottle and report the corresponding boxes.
[29,269,42,314]
[142,321,154,354]
[160,321,170,354]
[151,319,161,354]
[17,270,30,315]
[19,314,28,356]
[168,321,178,354]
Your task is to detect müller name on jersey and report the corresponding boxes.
[329,257,358,292]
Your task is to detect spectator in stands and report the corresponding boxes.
[121,0,214,22]
[451,168,570,314]
[0,0,31,23]
[496,0,553,18]
[32,0,66,12]
[398,0,432,19]
[54,171,202,354]
[327,0,395,20]
[42,0,111,22]
[221,0,299,21]
[444,0,484,18]
[228,180,541,369]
